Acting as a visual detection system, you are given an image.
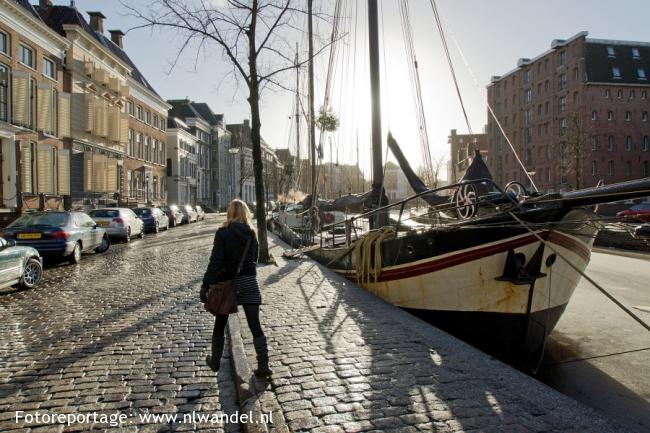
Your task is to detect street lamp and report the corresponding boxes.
[228,147,241,200]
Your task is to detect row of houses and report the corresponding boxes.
[0,0,283,224]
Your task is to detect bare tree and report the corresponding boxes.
[124,0,318,263]
[556,110,594,190]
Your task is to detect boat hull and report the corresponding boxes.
[308,208,598,370]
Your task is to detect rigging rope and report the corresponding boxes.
[354,227,396,287]
[398,0,434,187]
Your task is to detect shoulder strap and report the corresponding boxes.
[235,237,252,276]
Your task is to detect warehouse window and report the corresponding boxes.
[19,45,34,68]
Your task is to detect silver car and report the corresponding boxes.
[88,208,145,242]
[0,237,43,290]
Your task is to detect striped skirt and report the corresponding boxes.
[234,275,262,305]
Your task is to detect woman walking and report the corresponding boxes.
[200,199,272,377]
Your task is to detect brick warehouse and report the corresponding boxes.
[487,31,650,193]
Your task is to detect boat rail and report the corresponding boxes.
[318,178,520,248]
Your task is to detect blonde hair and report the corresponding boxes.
[224,199,253,228]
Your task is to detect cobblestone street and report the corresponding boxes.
[0,215,239,433]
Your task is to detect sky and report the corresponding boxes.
[58,0,650,180]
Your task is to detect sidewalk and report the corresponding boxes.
[231,235,627,433]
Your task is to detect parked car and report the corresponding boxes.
[616,203,650,222]
[181,205,198,224]
[0,211,110,264]
[160,205,183,227]
[134,207,169,233]
[0,237,43,290]
[195,205,206,221]
[88,208,145,242]
[634,223,650,239]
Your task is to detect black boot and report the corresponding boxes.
[253,336,272,377]
[206,335,225,372]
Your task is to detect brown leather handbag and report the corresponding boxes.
[206,237,251,316]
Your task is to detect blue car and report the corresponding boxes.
[1,212,110,264]
[133,207,169,233]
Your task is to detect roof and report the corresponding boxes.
[15,0,41,20]
[585,40,650,85]
[167,99,205,122]
[37,5,161,97]
[192,103,220,126]
[167,117,189,131]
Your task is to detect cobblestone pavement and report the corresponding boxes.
[237,235,629,433]
[0,215,240,433]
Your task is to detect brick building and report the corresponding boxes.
[37,3,169,209]
[487,32,650,193]
[0,0,71,223]
[447,129,488,185]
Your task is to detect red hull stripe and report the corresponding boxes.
[340,231,590,283]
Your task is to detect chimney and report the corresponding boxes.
[39,0,53,8]
[87,11,106,34]
[109,30,125,48]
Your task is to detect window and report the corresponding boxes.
[127,100,133,116]
[592,161,597,176]
[638,68,647,80]
[612,67,621,79]
[127,128,134,156]
[626,160,632,176]
[630,90,636,100]
[537,83,542,95]
[152,140,158,163]
[625,111,632,122]
[145,136,151,161]
[524,70,531,84]
[525,89,532,103]
[0,31,9,56]
[136,105,143,121]
[43,58,55,79]
[0,64,8,122]
[608,160,614,176]
[559,51,566,67]
[145,110,151,125]
[643,90,648,100]
[591,110,597,121]
[604,89,610,98]
[544,80,549,92]
[617,89,623,99]
[644,136,649,151]
[592,136,599,150]
[154,114,159,128]
[559,118,567,136]
[19,45,34,68]
[574,67,580,81]
[626,135,633,151]
[559,74,567,90]
[608,135,614,151]
[607,111,613,121]
[607,46,615,58]
[136,132,143,158]
[559,96,567,112]
[525,109,532,125]
[28,78,35,129]
[632,47,641,59]
[644,112,649,122]
[545,101,549,114]
[160,118,166,132]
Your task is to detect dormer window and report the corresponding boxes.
[612,67,621,79]
[638,68,647,80]
[632,47,641,59]
[607,46,615,58]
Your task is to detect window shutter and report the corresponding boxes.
[120,114,129,144]
[13,72,29,126]
[85,92,94,132]
[84,152,93,191]
[107,157,118,192]
[58,92,71,137]
[58,149,70,195]
[93,153,107,192]
[37,83,53,133]
[108,105,120,142]
[37,145,54,194]
[21,142,33,193]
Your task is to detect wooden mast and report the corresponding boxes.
[294,43,300,191]
[308,0,317,202]
[368,0,385,227]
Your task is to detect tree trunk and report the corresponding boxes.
[247,0,270,263]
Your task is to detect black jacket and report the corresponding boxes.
[202,222,258,292]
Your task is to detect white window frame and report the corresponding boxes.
[0,63,9,123]
[638,68,647,80]
[43,58,56,80]
[632,47,641,59]
[612,66,622,79]
[19,44,35,69]
[607,46,615,58]
[0,31,9,57]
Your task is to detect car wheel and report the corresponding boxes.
[68,242,82,264]
[125,227,131,243]
[138,226,145,239]
[19,258,43,289]
[95,235,110,253]
[154,222,159,233]
[170,218,175,228]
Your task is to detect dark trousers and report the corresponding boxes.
[213,304,264,339]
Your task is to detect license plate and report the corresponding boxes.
[18,233,42,240]
[97,221,109,227]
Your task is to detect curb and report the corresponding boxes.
[227,313,270,433]
[593,247,650,261]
